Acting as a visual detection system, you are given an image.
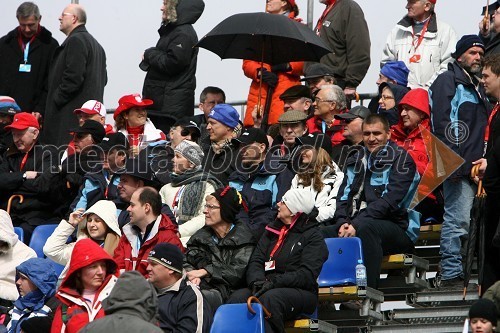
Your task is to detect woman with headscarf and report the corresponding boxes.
[50,239,118,333]
[377,82,410,126]
[242,0,304,128]
[184,186,256,313]
[43,200,121,282]
[113,93,166,156]
[228,188,328,333]
[6,258,58,333]
[159,140,222,246]
[292,134,344,223]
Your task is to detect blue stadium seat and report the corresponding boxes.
[317,237,364,287]
[29,224,66,277]
[210,303,265,333]
[29,224,58,258]
[14,227,24,243]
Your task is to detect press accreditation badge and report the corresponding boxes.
[264,260,276,271]
[19,64,31,72]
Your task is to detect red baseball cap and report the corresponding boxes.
[113,93,153,119]
[5,112,39,131]
[73,100,107,117]
[428,0,436,3]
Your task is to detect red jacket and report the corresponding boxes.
[306,115,345,147]
[51,239,118,333]
[113,213,184,277]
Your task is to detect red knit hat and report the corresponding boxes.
[398,88,430,117]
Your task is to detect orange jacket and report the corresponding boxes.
[243,60,303,127]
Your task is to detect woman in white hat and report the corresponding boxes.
[43,200,121,280]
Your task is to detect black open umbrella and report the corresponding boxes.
[463,165,487,299]
[196,12,332,65]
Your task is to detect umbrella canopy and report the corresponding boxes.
[196,12,332,65]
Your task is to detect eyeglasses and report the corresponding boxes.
[379,95,394,101]
[314,97,335,104]
[61,12,75,18]
[204,204,221,210]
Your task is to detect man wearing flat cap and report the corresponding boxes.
[301,63,336,97]
[279,85,312,114]
[429,34,491,291]
[382,0,457,89]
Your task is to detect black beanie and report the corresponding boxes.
[211,186,246,223]
[469,298,498,325]
[452,35,485,59]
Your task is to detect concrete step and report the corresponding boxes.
[369,322,465,333]
[388,305,469,324]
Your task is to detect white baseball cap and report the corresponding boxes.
[73,100,107,117]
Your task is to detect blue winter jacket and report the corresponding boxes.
[333,141,421,243]
[429,61,490,178]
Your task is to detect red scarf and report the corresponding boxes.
[126,124,144,147]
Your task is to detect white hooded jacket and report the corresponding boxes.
[43,200,121,280]
[0,210,36,301]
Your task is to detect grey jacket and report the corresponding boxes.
[80,271,162,333]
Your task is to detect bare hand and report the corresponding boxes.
[252,105,263,128]
[68,208,85,227]
[32,112,42,122]
[187,269,208,281]
[344,87,357,98]
[338,223,356,237]
[472,158,487,181]
[191,277,201,286]
[25,171,38,179]
[130,145,140,157]
[479,17,491,36]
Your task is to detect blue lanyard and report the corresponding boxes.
[23,42,30,64]
[322,120,326,133]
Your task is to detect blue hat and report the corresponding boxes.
[0,96,21,115]
[380,61,409,87]
[208,104,240,129]
[453,35,485,59]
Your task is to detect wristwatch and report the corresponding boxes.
[22,172,27,181]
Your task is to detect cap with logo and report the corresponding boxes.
[5,112,39,131]
[97,132,130,152]
[73,100,107,117]
[232,127,269,149]
[69,119,106,143]
[0,96,21,116]
[148,243,183,274]
[114,94,153,119]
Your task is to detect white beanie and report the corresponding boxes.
[281,188,315,215]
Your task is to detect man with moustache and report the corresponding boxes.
[429,35,490,290]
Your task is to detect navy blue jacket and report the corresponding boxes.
[429,61,490,178]
[229,163,278,239]
[333,141,421,243]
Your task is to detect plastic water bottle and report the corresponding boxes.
[355,259,367,287]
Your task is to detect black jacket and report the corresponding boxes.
[43,25,107,146]
[0,26,58,113]
[246,214,328,294]
[142,0,205,121]
[157,277,212,333]
[0,143,57,224]
[201,144,238,186]
[185,221,256,300]
[480,32,500,57]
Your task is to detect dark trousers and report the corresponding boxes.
[227,287,317,333]
[321,218,414,288]
[201,289,223,316]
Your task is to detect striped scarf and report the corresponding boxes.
[7,304,52,333]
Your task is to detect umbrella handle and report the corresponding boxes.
[471,164,485,196]
[247,296,272,319]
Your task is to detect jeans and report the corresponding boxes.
[440,177,476,280]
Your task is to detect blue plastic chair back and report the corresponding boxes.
[29,224,66,277]
[14,227,24,243]
[210,303,265,333]
[317,237,364,287]
[29,224,58,258]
